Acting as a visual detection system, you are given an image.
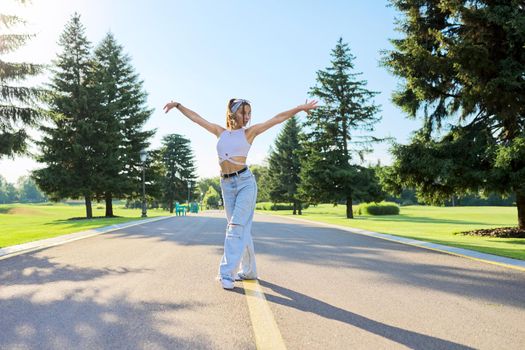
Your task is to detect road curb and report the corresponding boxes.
[256,211,525,273]
[0,216,174,261]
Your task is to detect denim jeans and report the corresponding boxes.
[219,168,258,282]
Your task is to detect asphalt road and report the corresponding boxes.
[1,211,524,349]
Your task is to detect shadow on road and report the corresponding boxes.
[258,279,475,350]
[1,212,524,349]
[0,218,224,349]
[159,214,525,310]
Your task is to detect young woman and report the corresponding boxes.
[163,98,318,289]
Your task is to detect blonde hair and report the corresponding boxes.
[226,98,251,129]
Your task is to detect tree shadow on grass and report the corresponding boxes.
[486,239,525,245]
[351,215,494,226]
[0,207,13,214]
[44,217,142,229]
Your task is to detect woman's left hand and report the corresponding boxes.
[299,99,319,115]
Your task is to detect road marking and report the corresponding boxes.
[243,280,287,350]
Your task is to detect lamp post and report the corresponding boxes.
[140,150,147,218]
[187,180,191,207]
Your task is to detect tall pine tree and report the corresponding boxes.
[267,116,304,214]
[1,3,46,157]
[160,134,197,213]
[299,38,384,218]
[382,0,525,230]
[33,13,97,218]
[90,32,155,217]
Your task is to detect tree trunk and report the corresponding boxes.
[169,201,174,214]
[105,193,113,217]
[85,195,93,219]
[293,200,297,215]
[517,191,525,230]
[298,201,302,215]
[346,196,354,219]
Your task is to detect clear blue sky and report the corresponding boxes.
[1,0,421,183]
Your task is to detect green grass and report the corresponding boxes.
[256,204,525,261]
[0,202,172,248]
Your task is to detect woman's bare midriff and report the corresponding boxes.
[220,156,248,174]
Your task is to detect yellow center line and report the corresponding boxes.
[243,280,287,350]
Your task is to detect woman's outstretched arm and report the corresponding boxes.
[164,101,225,137]
[248,100,318,137]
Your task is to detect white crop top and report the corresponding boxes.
[216,128,252,165]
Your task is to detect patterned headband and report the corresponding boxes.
[230,99,250,114]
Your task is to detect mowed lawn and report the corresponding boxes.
[257,205,525,260]
[0,203,172,248]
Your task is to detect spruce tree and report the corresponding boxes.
[382,0,525,230]
[299,38,383,218]
[33,13,97,218]
[0,6,46,157]
[267,116,304,214]
[160,134,197,213]
[90,32,155,217]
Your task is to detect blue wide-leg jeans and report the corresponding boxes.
[219,168,258,282]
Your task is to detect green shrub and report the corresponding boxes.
[255,202,270,210]
[354,202,400,215]
[255,202,309,211]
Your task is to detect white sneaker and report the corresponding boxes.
[220,278,234,290]
[235,272,257,281]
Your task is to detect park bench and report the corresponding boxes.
[175,202,186,216]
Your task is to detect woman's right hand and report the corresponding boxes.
[163,101,180,113]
